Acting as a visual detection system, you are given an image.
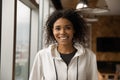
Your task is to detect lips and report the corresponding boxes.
[59,36,68,40]
[60,37,67,39]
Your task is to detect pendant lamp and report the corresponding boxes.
[76,0,110,14]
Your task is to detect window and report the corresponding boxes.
[14,0,31,80]
[0,0,2,78]
[0,0,2,59]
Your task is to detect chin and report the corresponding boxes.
[58,42,72,46]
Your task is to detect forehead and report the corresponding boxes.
[53,18,73,26]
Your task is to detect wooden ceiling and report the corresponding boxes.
[50,0,120,15]
[51,0,97,10]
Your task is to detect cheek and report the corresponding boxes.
[52,30,58,38]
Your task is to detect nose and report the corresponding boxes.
[60,29,66,34]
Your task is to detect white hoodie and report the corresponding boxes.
[29,44,98,80]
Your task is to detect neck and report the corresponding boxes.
[57,44,75,54]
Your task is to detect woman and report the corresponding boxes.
[29,9,98,80]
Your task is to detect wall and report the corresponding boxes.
[91,16,120,61]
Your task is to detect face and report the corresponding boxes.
[53,18,75,46]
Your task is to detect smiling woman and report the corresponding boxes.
[29,9,98,80]
[53,18,74,46]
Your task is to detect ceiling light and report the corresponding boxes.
[76,2,87,9]
[76,0,110,14]
[76,0,88,9]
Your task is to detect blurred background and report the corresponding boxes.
[0,0,120,80]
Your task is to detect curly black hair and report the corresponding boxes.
[45,9,89,46]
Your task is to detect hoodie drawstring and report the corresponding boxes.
[53,59,58,80]
[53,56,79,80]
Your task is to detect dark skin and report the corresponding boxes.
[53,18,76,54]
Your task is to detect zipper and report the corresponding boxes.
[67,67,68,80]
[53,56,79,80]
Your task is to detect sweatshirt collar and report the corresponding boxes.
[49,43,85,59]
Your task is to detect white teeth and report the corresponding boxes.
[60,37,67,40]
[61,38,67,39]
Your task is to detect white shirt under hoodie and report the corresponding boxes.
[29,43,98,80]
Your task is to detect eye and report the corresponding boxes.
[65,25,73,30]
[66,26,71,29]
[54,26,61,31]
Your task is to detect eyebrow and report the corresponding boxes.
[54,24,73,27]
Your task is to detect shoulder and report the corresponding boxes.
[74,43,96,58]
[35,44,56,57]
[76,43,96,60]
[84,48,97,63]
[36,47,50,57]
[85,48,96,56]
[82,47,96,60]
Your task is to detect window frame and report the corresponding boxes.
[1,0,39,80]
[1,0,17,80]
[0,0,2,79]
[0,0,53,79]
